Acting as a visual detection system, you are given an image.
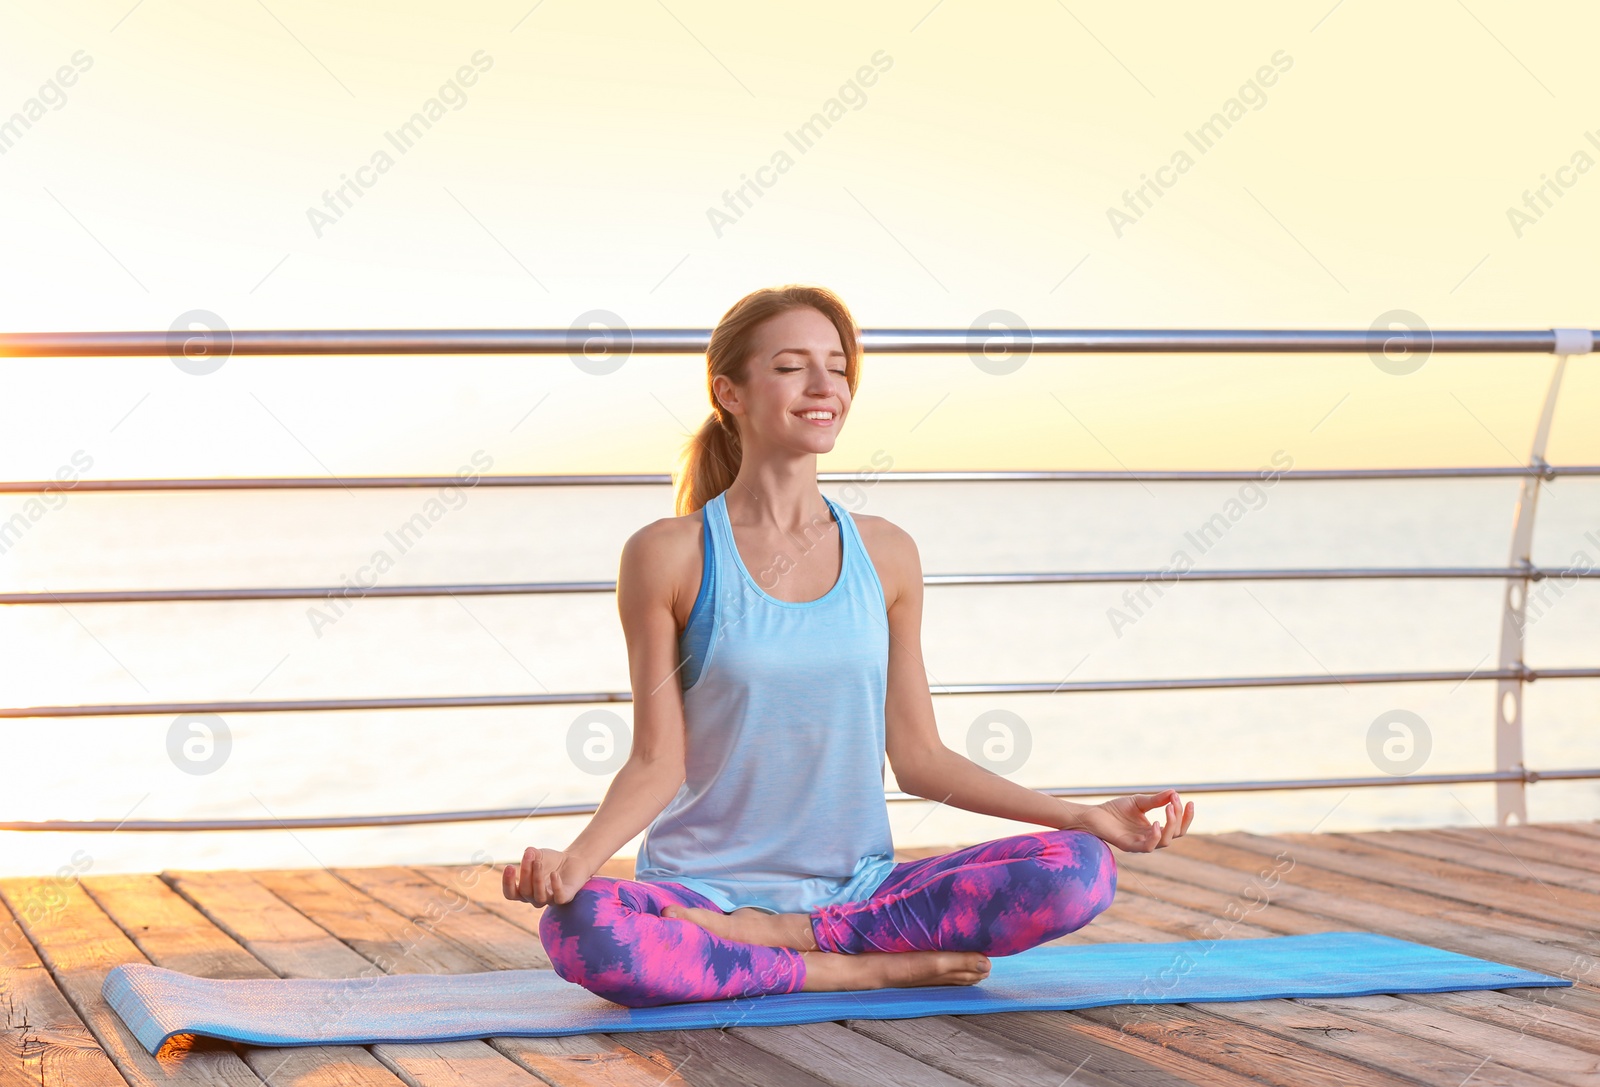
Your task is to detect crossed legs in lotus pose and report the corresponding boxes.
[538,827,1117,1008]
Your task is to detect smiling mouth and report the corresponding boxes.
[794,409,837,424]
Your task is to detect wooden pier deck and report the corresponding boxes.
[3,820,1597,1086]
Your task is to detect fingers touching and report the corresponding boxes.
[1137,792,1194,852]
[1137,790,1173,814]
[1156,796,1194,847]
[503,846,553,905]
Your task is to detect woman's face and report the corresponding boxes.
[716,306,851,454]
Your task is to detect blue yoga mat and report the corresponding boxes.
[103,931,1570,1054]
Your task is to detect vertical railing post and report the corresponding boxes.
[1494,329,1591,824]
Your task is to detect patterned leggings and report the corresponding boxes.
[538,828,1117,1008]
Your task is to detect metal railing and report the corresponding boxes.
[2,564,1597,607]
[1,327,1591,356]
[1,325,1596,834]
[4,465,1597,492]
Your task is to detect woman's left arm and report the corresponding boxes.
[877,518,1193,851]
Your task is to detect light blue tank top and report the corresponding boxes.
[633,489,899,915]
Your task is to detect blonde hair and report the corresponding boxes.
[672,284,863,515]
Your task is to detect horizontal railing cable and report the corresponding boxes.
[4,766,1596,832]
[1,326,1593,357]
[8,664,1599,719]
[3,465,1596,493]
[5,565,1597,606]
[0,580,615,605]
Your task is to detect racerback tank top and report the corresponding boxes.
[632,488,898,915]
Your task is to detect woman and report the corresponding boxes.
[504,284,1195,1008]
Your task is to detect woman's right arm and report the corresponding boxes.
[503,518,692,907]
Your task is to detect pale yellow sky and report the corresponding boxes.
[1,3,1597,875]
[1,1,1596,480]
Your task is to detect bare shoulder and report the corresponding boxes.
[619,509,706,630]
[848,511,921,610]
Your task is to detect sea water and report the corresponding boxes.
[1,478,1595,878]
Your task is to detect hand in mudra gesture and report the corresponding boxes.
[1079,789,1194,853]
[503,846,590,908]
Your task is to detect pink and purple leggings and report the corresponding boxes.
[538,828,1117,1008]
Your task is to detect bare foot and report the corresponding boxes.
[662,905,817,950]
[800,949,991,993]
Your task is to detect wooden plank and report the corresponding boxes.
[83,873,404,1087]
[482,1034,696,1087]
[1100,877,1291,941]
[161,871,362,980]
[1531,822,1600,839]
[1238,830,1600,932]
[1468,824,1600,850]
[0,876,261,1087]
[1164,833,1598,964]
[82,875,268,980]
[610,1029,835,1087]
[0,891,126,1087]
[726,1020,978,1087]
[1077,914,1184,946]
[594,859,638,880]
[1286,992,1600,1087]
[1323,828,1600,902]
[331,867,547,969]
[1111,860,1328,936]
[977,1002,1422,1087]
[1356,830,1600,893]
[1388,987,1600,1058]
[1503,827,1600,863]
[412,863,543,941]
[1350,826,1600,896]
[413,855,637,945]
[251,868,485,976]
[845,1013,1200,1087]
[168,869,550,1087]
[1183,991,1587,1087]
[1473,827,1600,893]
